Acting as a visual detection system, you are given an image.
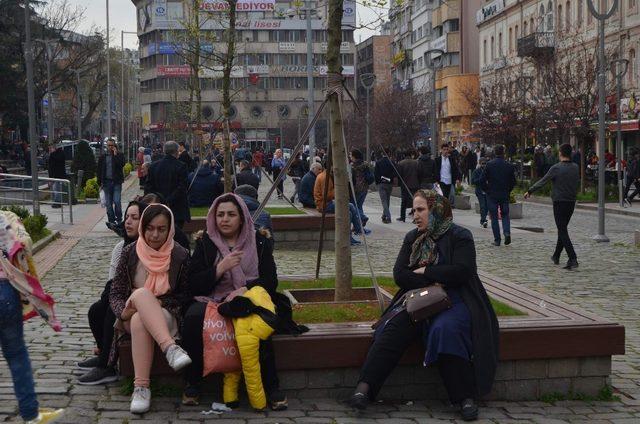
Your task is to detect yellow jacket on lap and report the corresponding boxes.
[222,285,275,410]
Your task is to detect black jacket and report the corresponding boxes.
[374,157,397,185]
[235,169,260,190]
[434,155,460,185]
[48,149,67,179]
[179,150,195,172]
[482,157,516,201]
[145,155,191,223]
[390,225,499,397]
[97,151,125,185]
[416,154,436,188]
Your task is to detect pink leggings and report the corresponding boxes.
[123,288,175,388]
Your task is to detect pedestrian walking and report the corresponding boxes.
[416,146,436,190]
[271,149,286,199]
[435,143,461,199]
[288,153,306,203]
[252,148,264,182]
[97,139,126,226]
[350,149,374,228]
[524,143,580,270]
[374,152,396,223]
[624,149,640,205]
[396,150,419,222]
[471,157,489,228]
[47,144,67,208]
[482,144,516,246]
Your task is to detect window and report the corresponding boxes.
[509,27,513,52]
[632,0,637,9]
[577,0,583,27]
[547,1,554,30]
[530,17,535,33]
[515,24,519,38]
[490,36,495,61]
[499,32,503,56]
[524,21,528,36]
[566,1,571,29]
[483,39,487,65]
[588,2,593,24]
[558,4,563,31]
[540,4,545,17]
[630,49,636,83]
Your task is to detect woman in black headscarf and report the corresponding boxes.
[349,190,499,422]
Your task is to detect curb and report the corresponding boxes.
[32,230,60,255]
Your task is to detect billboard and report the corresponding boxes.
[200,0,275,12]
[157,65,191,77]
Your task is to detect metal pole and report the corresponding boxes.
[431,67,437,155]
[106,0,112,139]
[305,0,315,157]
[76,69,82,139]
[46,43,54,144]
[24,0,40,214]
[365,87,370,162]
[611,59,628,207]
[587,0,616,242]
[121,31,125,162]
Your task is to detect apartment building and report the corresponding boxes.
[132,0,356,147]
[477,0,640,149]
[355,35,392,103]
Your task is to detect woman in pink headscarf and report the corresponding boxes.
[109,204,191,414]
[181,193,287,409]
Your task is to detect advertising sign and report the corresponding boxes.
[157,65,191,77]
[321,42,351,52]
[236,20,283,29]
[247,65,270,74]
[154,0,167,18]
[343,1,355,17]
[198,66,244,78]
[278,42,296,51]
[200,0,275,12]
[476,0,505,25]
[429,35,447,56]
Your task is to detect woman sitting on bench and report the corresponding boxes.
[348,189,499,422]
[181,193,287,410]
[109,204,192,414]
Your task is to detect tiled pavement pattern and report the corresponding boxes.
[0,177,639,422]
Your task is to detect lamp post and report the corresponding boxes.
[293,96,306,145]
[360,73,376,163]
[69,68,83,139]
[425,48,444,156]
[611,58,629,208]
[23,0,40,214]
[121,30,137,163]
[304,0,315,158]
[35,39,57,143]
[587,0,617,242]
[516,75,534,181]
[105,0,112,140]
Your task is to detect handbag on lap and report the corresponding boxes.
[403,284,452,323]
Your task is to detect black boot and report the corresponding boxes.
[551,255,560,265]
[460,398,479,421]
[563,258,579,270]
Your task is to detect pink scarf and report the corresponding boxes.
[135,204,175,297]
[205,194,259,302]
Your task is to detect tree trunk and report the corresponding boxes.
[327,0,352,301]
[222,0,237,193]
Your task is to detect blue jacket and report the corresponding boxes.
[471,167,486,197]
[482,157,516,200]
[298,171,317,208]
[238,195,273,234]
[188,167,222,207]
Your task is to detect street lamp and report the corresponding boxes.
[611,58,629,208]
[425,48,444,156]
[121,30,137,164]
[359,73,376,163]
[35,39,57,143]
[587,0,617,243]
[293,96,306,146]
[105,0,112,140]
[23,0,40,213]
[69,68,84,140]
[516,75,534,181]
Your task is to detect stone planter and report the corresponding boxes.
[453,194,471,210]
[475,202,523,219]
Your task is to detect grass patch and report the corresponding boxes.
[190,206,302,217]
[280,277,526,318]
[120,377,182,397]
[540,385,620,405]
[31,227,51,243]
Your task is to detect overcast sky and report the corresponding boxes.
[64,0,385,49]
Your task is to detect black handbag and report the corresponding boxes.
[403,284,452,323]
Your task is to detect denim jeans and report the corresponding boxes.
[325,200,362,233]
[0,280,38,421]
[487,197,510,243]
[103,179,122,223]
[354,191,369,223]
[475,190,488,224]
[377,183,392,220]
[51,181,64,205]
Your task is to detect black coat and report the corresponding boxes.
[416,154,436,188]
[48,149,67,179]
[235,169,260,190]
[97,152,125,185]
[483,157,516,201]
[435,155,461,184]
[179,150,195,172]
[390,224,499,397]
[145,155,190,223]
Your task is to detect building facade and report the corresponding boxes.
[132,0,356,148]
[355,35,392,103]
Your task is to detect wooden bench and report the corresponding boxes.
[118,271,624,400]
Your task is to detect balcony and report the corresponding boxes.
[517,32,555,58]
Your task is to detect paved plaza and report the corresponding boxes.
[1,177,640,423]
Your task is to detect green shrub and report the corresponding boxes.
[71,140,97,187]
[0,205,30,220]
[85,177,99,198]
[23,214,49,241]
[123,162,133,177]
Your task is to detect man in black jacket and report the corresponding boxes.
[435,143,460,199]
[235,160,260,190]
[178,142,195,172]
[145,141,190,228]
[374,153,397,223]
[482,144,516,246]
[97,139,125,223]
[48,144,67,208]
[416,146,436,189]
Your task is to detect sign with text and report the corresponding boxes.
[200,0,275,12]
[198,66,244,78]
[247,65,270,74]
[157,65,191,77]
[429,35,447,56]
[476,0,505,25]
[278,42,296,51]
[236,19,282,29]
[321,41,352,52]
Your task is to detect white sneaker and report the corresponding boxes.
[130,386,151,414]
[165,344,192,371]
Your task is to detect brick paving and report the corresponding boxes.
[0,178,639,422]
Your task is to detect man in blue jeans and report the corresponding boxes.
[97,139,125,226]
[481,145,516,246]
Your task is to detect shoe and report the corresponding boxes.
[354,228,372,236]
[563,259,579,270]
[504,235,511,245]
[268,389,288,411]
[481,221,488,228]
[362,216,369,227]
[350,237,361,246]
[181,384,200,406]
[51,204,61,209]
[624,198,632,207]
[491,241,500,246]
[396,217,405,222]
[347,392,368,411]
[25,408,65,424]
[76,356,100,370]
[78,366,118,385]
[289,196,295,203]
[130,386,151,414]
[551,255,560,265]
[460,398,479,421]
[77,367,118,385]
[165,344,192,371]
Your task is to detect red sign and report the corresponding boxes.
[157,65,191,77]
[608,120,640,132]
